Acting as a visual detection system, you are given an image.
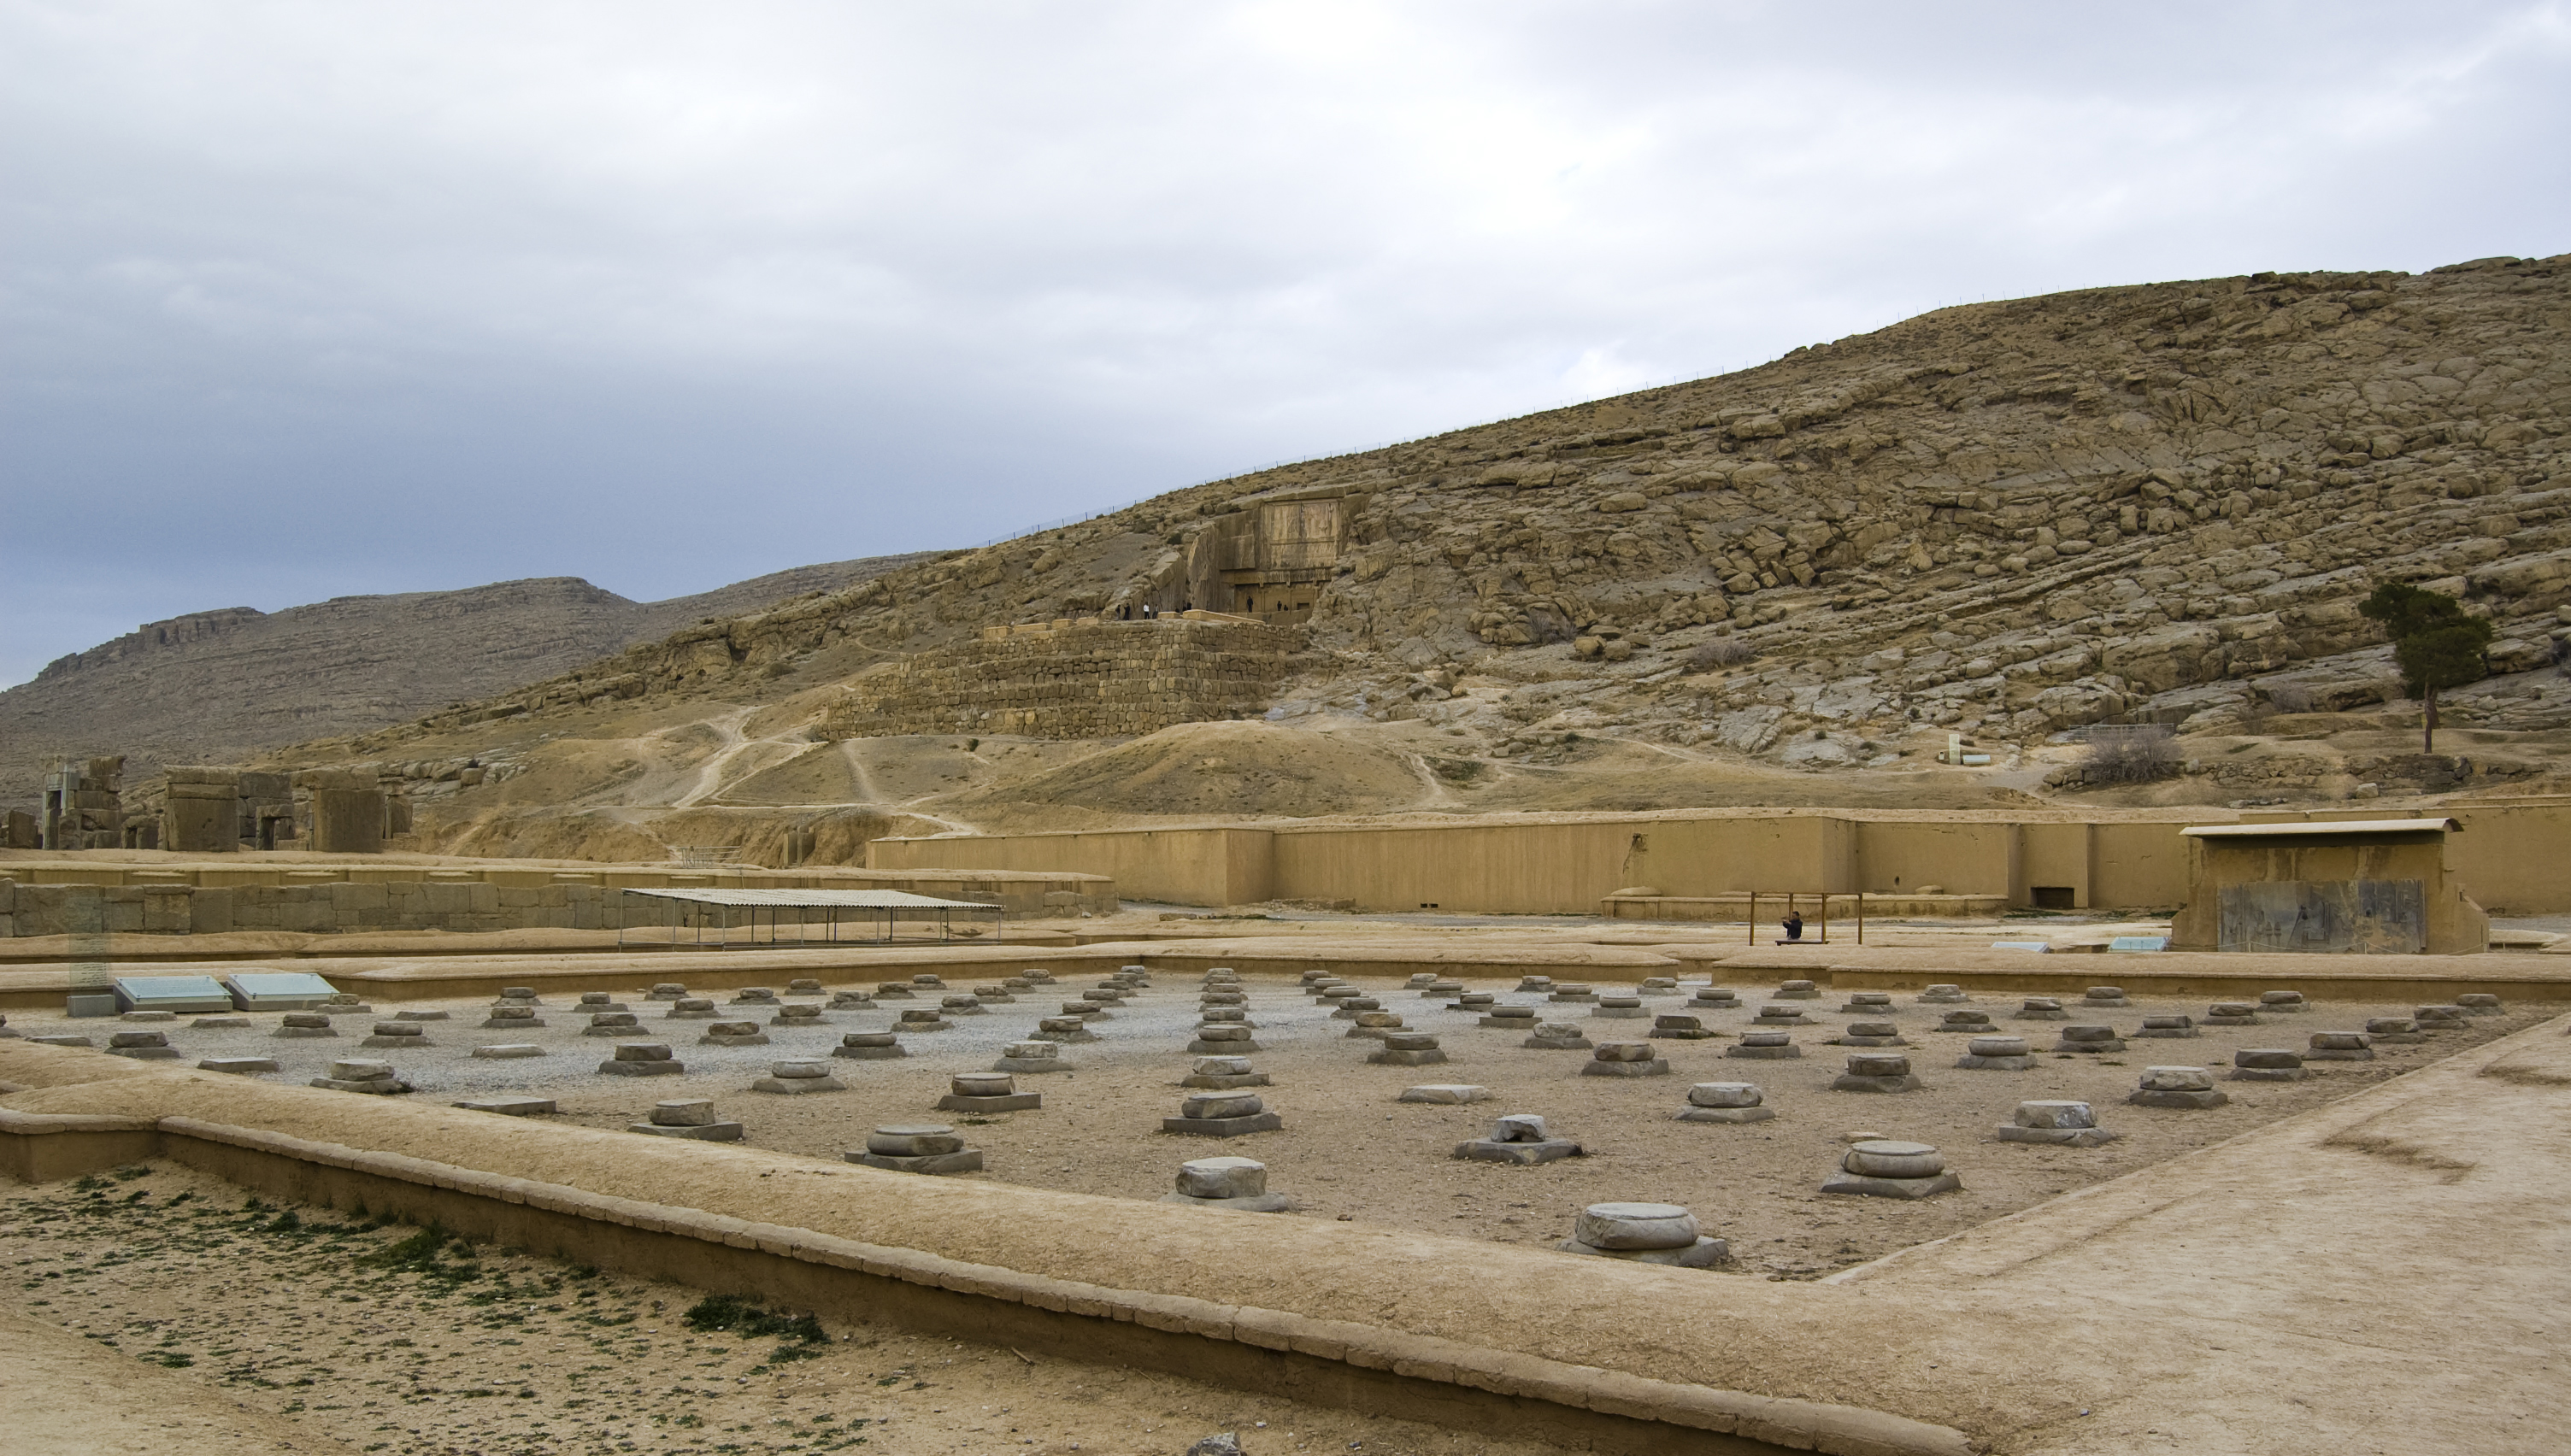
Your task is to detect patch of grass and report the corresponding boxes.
[358,1226,479,1285]
[685,1294,829,1365]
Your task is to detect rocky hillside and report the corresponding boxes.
[0,555,931,805]
[348,253,2567,767]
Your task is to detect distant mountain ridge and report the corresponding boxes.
[0,555,934,806]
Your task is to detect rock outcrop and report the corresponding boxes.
[0,556,932,804]
[361,255,2567,777]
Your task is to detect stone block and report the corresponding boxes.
[198,1057,279,1074]
[754,1060,850,1094]
[106,1030,179,1060]
[1454,1134,1583,1165]
[1162,1112,1283,1137]
[1175,1155,1268,1199]
[865,1124,962,1154]
[833,1031,908,1060]
[2138,1066,2214,1090]
[1581,1058,1669,1078]
[1822,1141,1961,1199]
[1956,1035,2033,1070]
[1396,1084,1491,1103]
[994,1041,1072,1073]
[472,1043,545,1059]
[1573,1201,1701,1249]
[1726,1032,1801,1060]
[1166,1091,1280,1136]
[937,1068,1040,1111]
[1182,1054,1270,1089]
[455,1097,556,1116]
[599,1042,684,1076]
[2231,1048,2307,1081]
[2306,1031,2375,1061]
[2130,1089,2228,1108]
[1678,1081,1774,1123]
[1369,1046,1448,1066]
[1996,1100,2115,1146]
[311,1059,411,1094]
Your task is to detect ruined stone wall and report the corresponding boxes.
[0,865,1118,936]
[826,617,1304,740]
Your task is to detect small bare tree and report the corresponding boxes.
[2083,725,2179,784]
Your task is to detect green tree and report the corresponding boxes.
[2358,582,2493,752]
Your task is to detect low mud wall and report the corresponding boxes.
[0,1049,1968,1456]
[0,867,1118,938]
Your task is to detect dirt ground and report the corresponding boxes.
[3,979,2556,1456]
[1,1161,1562,1456]
[18,973,2540,1277]
[515,983,2545,1275]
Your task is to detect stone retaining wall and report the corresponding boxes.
[826,618,1304,740]
[0,1058,1970,1456]
[0,870,1117,937]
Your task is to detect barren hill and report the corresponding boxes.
[74,252,2571,860]
[0,555,932,805]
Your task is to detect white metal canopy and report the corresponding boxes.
[2181,819,2460,838]
[620,887,992,909]
[615,885,1003,948]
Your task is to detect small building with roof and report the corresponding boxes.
[2169,817,2487,954]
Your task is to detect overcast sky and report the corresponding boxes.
[5,2,2568,685]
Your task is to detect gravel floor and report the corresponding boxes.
[9,969,2548,1272]
[1,1162,1551,1456]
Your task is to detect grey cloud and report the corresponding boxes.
[3,1,2566,683]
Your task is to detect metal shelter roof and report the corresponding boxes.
[2180,819,2460,839]
[619,887,996,910]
